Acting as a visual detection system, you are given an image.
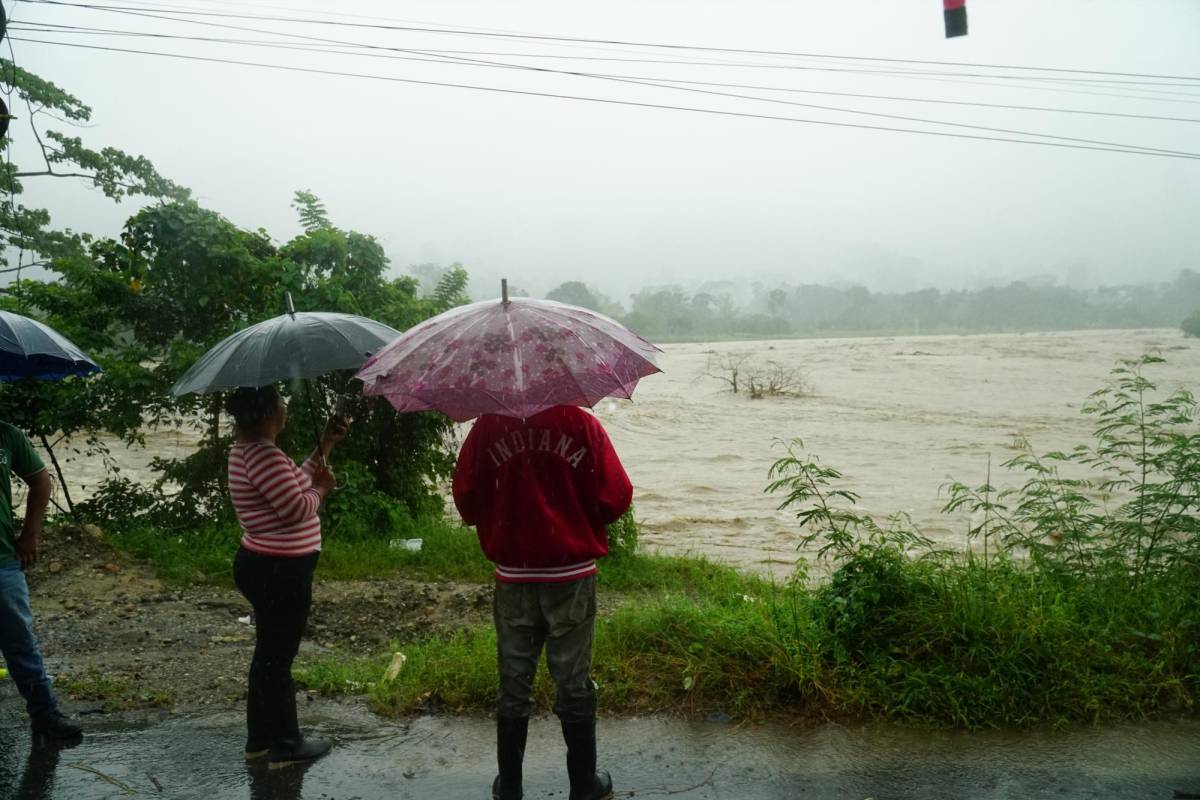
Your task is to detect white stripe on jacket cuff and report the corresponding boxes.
[494,560,597,580]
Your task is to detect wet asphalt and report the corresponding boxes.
[1,686,1198,799]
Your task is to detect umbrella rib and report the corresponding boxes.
[505,303,525,405]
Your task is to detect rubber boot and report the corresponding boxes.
[560,718,613,800]
[267,677,330,769]
[492,715,529,799]
[268,735,331,770]
[30,710,82,742]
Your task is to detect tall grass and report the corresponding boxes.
[102,515,493,585]
[297,550,1197,726]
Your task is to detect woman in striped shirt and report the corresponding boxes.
[226,385,345,769]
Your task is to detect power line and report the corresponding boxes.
[15,21,1200,125]
[28,4,1200,108]
[16,12,1194,157]
[15,37,1200,161]
[43,1,1200,110]
[28,0,1200,84]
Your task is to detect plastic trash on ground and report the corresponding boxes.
[382,652,407,684]
[388,538,423,552]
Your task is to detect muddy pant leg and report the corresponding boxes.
[235,549,318,747]
[542,576,597,724]
[494,580,547,719]
[0,561,57,720]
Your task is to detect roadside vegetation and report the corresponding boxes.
[295,356,1198,728]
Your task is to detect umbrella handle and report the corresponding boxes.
[303,379,327,467]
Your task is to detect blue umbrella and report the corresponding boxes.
[0,311,103,518]
[0,310,102,380]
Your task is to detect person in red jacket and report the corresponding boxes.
[453,404,631,800]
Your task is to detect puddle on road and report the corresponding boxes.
[1,699,1198,799]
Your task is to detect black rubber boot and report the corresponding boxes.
[493,716,528,799]
[268,735,331,770]
[30,710,82,742]
[560,718,613,800]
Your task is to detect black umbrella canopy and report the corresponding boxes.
[0,310,103,518]
[171,310,402,396]
[0,311,102,381]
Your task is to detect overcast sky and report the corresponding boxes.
[10,0,1200,301]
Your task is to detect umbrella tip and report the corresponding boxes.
[501,278,509,305]
[285,292,296,318]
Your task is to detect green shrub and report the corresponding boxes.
[605,507,639,558]
[1183,309,1200,338]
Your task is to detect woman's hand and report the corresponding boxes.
[319,415,350,457]
[311,464,336,497]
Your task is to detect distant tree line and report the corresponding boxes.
[542,271,1200,340]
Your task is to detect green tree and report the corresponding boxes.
[0,57,189,511]
[547,280,599,309]
[0,58,188,289]
[291,189,332,233]
[0,57,471,529]
[1183,309,1200,338]
[546,280,624,317]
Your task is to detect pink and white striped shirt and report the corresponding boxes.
[228,441,322,557]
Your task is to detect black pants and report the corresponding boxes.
[233,547,319,748]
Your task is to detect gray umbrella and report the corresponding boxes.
[170,298,401,396]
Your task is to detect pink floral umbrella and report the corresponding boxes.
[354,288,661,421]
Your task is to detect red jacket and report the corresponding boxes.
[452,406,632,582]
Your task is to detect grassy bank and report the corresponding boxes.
[101,515,492,585]
[100,489,1200,728]
[295,549,1199,727]
[100,511,745,594]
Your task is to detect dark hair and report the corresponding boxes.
[224,385,281,435]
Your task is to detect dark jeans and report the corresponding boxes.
[494,576,597,723]
[0,560,58,719]
[233,547,318,747]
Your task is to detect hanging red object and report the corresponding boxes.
[944,0,968,37]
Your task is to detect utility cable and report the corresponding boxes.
[16,22,1200,124]
[27,0,1200,84]
[15,13,1194,157]
[15,37,1200,161]
[40,2,1200,106]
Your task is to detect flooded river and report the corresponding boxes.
[62,329,1198,576]
[593,328,1199,574]
[2,699,1198,799]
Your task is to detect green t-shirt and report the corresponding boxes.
[0,422,46,565]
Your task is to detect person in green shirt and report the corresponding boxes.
[0,421,83,740]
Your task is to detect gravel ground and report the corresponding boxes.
[21,524,492,711]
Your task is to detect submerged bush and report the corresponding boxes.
[1183,310,1200,338]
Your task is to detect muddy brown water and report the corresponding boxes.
[1,696,1198,799]
[58,329,1198,577]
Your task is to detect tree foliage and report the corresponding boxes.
[0,57,189,280]
[567,272,1200,342]
[0,60,469,529]
[1183,309,1200,338]
[545,280,624,317]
